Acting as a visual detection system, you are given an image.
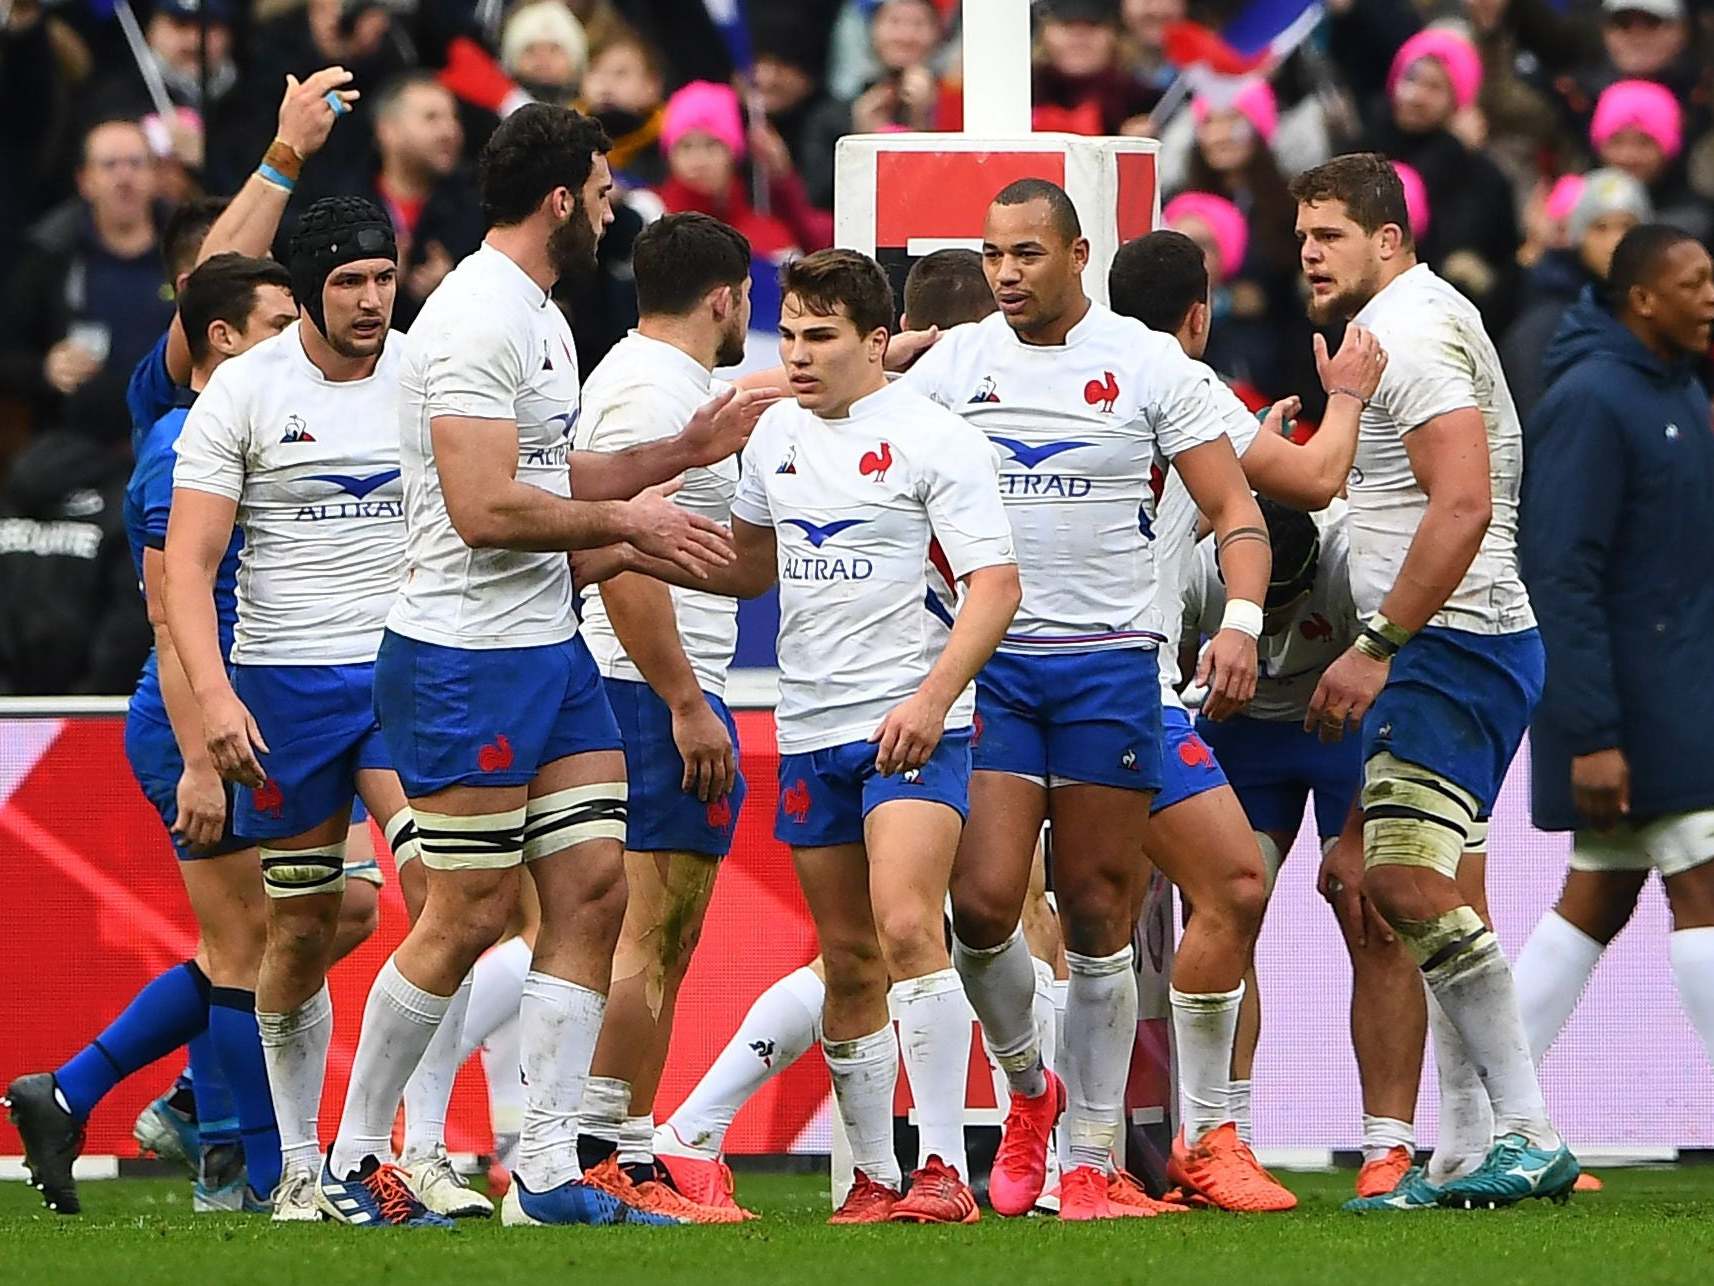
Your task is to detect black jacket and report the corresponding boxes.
[1501,249,1596,426]
[1521,289,1714,829]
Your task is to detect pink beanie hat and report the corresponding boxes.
[1165,192,1249,283]
[1391,161,1431,239]
[662,80,747,157]
[1191,78,1279,146]
[1544,173,1585,223]
[1591,79,1683,160]
[1387,29,1483,111]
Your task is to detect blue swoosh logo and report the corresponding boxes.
[546,409,579,435]
[990,437,1093,469]
[782,517,868,548]
[306,469,402,499]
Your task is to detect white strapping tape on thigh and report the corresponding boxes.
[383,808,422,868]
[261,843,347,899]
[1360,751,1478,880]
[415,805,528,871]
[1463,817,1490,854]
[524,782,628,862]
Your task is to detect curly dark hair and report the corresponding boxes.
[479,103,613,228]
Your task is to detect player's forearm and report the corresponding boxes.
[1208,492,1271,608]
[1252,393,1361,509]
[917,565,1021,712]
[165,170,295,384]
[600,572,704,711]
[622,546,773,598]
[453,478,635,551]
[1379,490,1490,633]
[155,632,215,771]
[569,437,700,501]
[162,559,235,707]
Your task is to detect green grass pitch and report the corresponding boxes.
[4,1168,1713,1286]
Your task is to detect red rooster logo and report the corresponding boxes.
[859,441,893,482]
[478,734,515,773]
[706,796,733,831]
[1084,371,1120,413]
[1300,613,1333,642]
[782,778,812,823]
[1178,736,1215,769]
[253,777,284,819]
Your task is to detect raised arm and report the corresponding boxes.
[567,386,778,500]
[164,68,360,383]
[1240,325,1387,509]
[1174,435,1269,720]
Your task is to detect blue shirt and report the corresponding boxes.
[127,330,176,455]
[123,393,242,726]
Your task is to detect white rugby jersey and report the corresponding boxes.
[389,242,582,650]
[1183,502,1358,723]
[730,380,1015,754]
[1152,380,1261,712]
[899,303,1227,655]
[1349,264,1535,634]
[173,322,405,665]
[575,331,738,697]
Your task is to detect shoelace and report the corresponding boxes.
[1062,1167,1107,1206]
[1000,1096,1053,1155]
[368,1164,421,1223]
[841,1172,894,1213]
[910,1165,962,1205]
[277,1171,313,1206]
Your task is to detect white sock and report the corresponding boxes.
[580,1075,630,1146]
[823,1025,901,1191]
[330,957,453,1176]
[257,984,333,1178]
[515,971,606,1192]
[1064,947,1137,1170]
[1362,1114,1415,1165]
[482,1015,524,1142]
[893,969,970,1177]
[953,929,1045,1098]
[1513,911,1604,1063]
[619,1114,654,1169]
[1669,925,1714,1064]
[1032,958,1058,1080]
[1050,976,1072,1176]
[1426,939,1558,1149]
[1424,985,1493,1184]
[665,965,824,1159]
[402,972,471,1162]
[1170,983,1243,1147]
[462,937,532,1055]
[1228,1078,1253,1146]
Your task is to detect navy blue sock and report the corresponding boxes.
[208,987,282,1195]
[55,961,211,1121]
[188,1031,239,1146]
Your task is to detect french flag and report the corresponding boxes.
[1163,1,1324,110]
[1164,1,1324,77]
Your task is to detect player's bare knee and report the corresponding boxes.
[820,937,887,1000]
[873,903,945,978]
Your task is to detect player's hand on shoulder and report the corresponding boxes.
[1196,628,1258,721]
[277,67,359,157]
[1571,748,1630,833]
[679,386,781,467]
[883,326,939,373]
[1316,323,1387,403]
[673,700,737,802]
[1305,646,1388,743]
[202,689,270,788]
[869,691,947,776]
[173,764,227,849]
[621,481,735,578]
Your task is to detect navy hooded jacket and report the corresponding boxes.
[1521,287,1714,831]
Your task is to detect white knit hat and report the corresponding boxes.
[501,1,589,81]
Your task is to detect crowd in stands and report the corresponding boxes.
[0,0,1710,694]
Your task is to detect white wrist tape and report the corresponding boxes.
[1221,599,1264,639]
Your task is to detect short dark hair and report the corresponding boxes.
[162,196,230,286]
[779,249,895,336]
[178,252,293,364]
[80,116,148,168]
[1288,152,1413,247]
[374,69,446,123]
[478,103,613,227]
[1109,231,1208,334]
[903,248,995,330]
[991,177,1082,242]
[633,212,752,315]
[1608,223,1700,310]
